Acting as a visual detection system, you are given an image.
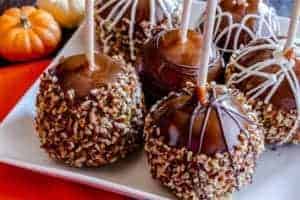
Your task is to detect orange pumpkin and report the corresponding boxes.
[0,6,61,62]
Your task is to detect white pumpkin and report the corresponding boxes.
[37,0,85,28]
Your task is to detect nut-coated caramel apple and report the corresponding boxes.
[140,29,224,104]
[95,0,181,63]
[226,38,300,145]
[35,53,145,167]
[145,84,264,199]
[144,1,265,198]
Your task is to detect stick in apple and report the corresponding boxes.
[196,0,218,103]
[285,0,300,50]
[86,0,96,71]
[180,0,193,43]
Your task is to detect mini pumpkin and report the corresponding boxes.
[0,6,62,62]
[37,0,85,29]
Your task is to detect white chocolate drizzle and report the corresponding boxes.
[95,0,178,61]
[227,38,300,145]
[197,1,279,54]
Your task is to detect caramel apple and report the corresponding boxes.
[144,83,264,199]
[145,1,264,198]
[95,0,181,63]
[197,0,279,58]
[140,29,224,103]
[35,53,145,167]
[226,38,300,145]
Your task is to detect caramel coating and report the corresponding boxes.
[153,86,248,155]
[35,54,145,167]
[140,29,223,101]
[160,29,203,66]
[56,54,123,98]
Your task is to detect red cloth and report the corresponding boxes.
[0,60,126,200]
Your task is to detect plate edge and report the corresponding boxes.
[0,158,170,200]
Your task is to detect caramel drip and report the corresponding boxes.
[195,86,208,105]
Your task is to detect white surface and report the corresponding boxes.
[1,1,300,200]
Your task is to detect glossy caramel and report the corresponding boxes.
[55,54,123,98]
[160,30,203,66]
[154,86,247,155]
[140,29,223,101]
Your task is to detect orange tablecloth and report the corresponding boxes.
[0,60,127,200]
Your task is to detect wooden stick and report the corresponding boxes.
[180,0,193,43]
[86,0,96,71]
[197,0,218,87]
[284,0,300,50]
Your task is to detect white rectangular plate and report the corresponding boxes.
[1,1,300,200]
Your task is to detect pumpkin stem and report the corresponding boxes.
[20,14,31,29]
